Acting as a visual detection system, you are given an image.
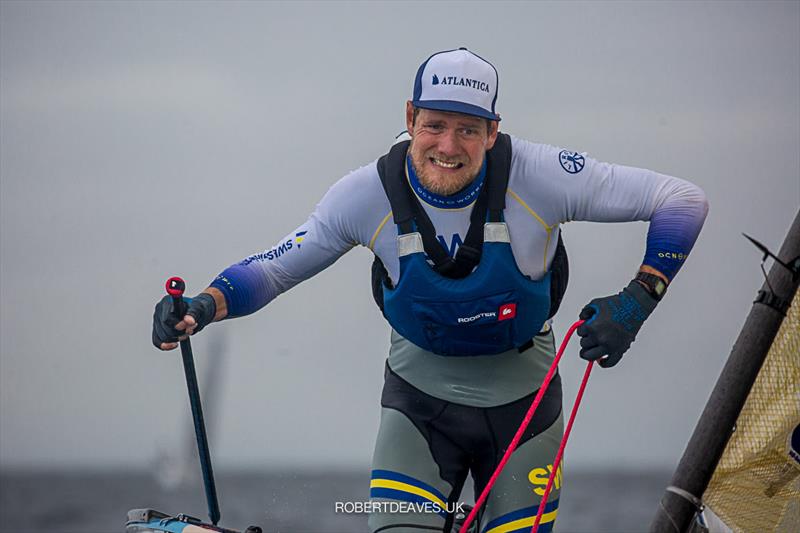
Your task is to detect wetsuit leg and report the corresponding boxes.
[477,415,564,533]
[369,367,472,532]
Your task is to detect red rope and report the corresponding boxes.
[531,358,593,532]
[459,319,585,533]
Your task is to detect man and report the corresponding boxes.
[153,48,708,532]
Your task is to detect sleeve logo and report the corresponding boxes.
[558,150,585,174]
[295,231,308,248]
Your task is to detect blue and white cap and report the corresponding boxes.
[412,47,500,121]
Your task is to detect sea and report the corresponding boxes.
[0,468,672,533]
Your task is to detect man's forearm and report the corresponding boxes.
[202,286,228,322]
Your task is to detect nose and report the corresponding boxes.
[436,129,460,157]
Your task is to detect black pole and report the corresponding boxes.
[166,277,222,526]
[650,209,800,533]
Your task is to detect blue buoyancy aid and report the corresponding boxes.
[373,133,555,356]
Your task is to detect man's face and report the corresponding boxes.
[405,102,499,196]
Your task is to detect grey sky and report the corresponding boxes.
[1,1,798,471]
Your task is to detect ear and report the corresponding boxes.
[405,101,415,135]
[484,120,500,150]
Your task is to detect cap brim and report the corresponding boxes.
[412,99,500,121]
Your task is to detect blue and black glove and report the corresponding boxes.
[152,293,216,348]
[576,280,659,368]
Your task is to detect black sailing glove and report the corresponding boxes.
[152,293,216,348]
[576,281,658,368]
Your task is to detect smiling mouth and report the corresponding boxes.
[430,157,464,169]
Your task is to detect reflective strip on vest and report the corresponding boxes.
[397,233,424,257]
[484,222,511,243]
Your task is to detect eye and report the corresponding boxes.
[459,127,479,137]
[424,123,444,132]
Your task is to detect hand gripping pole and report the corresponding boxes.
[165,277,221,526]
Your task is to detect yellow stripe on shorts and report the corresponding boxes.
[369,478,447,509]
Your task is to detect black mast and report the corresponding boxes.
[650,209,800,533]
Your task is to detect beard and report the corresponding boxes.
[409,148,482,197]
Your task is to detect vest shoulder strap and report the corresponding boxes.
[485,132,511,221]
[376,140,415,233]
